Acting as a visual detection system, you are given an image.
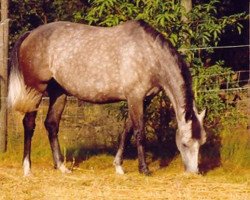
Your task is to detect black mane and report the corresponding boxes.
[138,20,194,121]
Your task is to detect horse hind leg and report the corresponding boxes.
[22,111,38,176]
[113,117,133,174]
[44,81,70,173]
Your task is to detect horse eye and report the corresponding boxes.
[182,143,188,148]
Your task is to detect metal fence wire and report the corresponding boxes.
[196,70,249,92]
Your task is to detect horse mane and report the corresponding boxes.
[137,20,194,121]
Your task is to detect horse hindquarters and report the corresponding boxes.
[8,32,42,113]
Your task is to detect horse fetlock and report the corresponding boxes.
[113,158,121,166]
[58,163,71,174]
[113,156,125,175]
[139,165,151,176]
[23,157,32,177]
[23,170,32,177]
[114,165,125,175]
[23,167,32,177]
[184,164,199,174]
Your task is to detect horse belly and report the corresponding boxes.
[54,69,125,103]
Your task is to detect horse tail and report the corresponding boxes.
[8,32,41,113]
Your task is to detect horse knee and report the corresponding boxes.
[135,129,146,145]
[44,118,59,136]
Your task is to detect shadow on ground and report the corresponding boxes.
[199,128,222,174]
[66,126,222,174]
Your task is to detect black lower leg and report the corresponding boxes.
[22,111,37,175]
[136,130,150,175]
[45,120,64,168]
[45,80,66,169]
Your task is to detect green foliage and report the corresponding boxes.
[191,60,239,124]
[9,0,87,45]
[182,0,247,62]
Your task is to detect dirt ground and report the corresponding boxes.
[0,155,249,200]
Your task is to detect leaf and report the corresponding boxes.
[169,33,177,46]
[236,23,243,34]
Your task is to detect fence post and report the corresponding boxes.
[0,0,9,152]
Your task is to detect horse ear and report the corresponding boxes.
[200,131,207,145]
[198,109,206,121]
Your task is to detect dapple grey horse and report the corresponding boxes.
[8,20,206,176]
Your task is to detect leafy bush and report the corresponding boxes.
[191,60,239,124]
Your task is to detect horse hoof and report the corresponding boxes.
[143,170,152,176]
[23,171,32,177]
[58,164,72,174]
[139,167,151,176]
[23,167,32,177]
[115,165,125,175]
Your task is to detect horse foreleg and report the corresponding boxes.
[113,117,133,174]
[23,111,37,176]
[128,97,150,175]
[44,86,70,173]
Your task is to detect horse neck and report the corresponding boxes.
[162,82,191,124]
[157,44,194,123]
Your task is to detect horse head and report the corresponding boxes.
[176,108,206,173]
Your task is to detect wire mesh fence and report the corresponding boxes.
[196,70,249,92]
[6,100,124,151]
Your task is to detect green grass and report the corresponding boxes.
[221,127,250,167]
